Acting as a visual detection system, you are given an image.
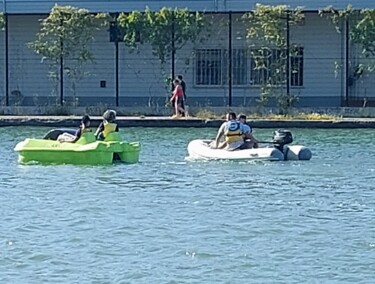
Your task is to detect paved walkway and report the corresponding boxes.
[1,115,375,128]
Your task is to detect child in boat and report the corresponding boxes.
[58,115,91,143]
[95,109,119,140]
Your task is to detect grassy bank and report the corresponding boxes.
[1,105,375,120]
[193,109,340,121]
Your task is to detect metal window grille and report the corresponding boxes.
[232,49,247,85]
[250,48,285,85]
[291,47,304,86]
[195,49,247,86]
[250,47,304,87]
[195,49,222,86]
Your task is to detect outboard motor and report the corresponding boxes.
[272,129,293,152]
[271,129,312,161]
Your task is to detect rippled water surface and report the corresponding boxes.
[1,126,375,283]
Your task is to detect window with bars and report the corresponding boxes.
[232,49,248,85]
[195,47,303,87]
[250,48,283,86]
[250,47,304,87]
[290,47,304,86]
[195,49,247,86]
[195,49,222,86]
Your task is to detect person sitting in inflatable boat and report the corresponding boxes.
[238,114,259,149]
[95,109,119,141]
[213,112,247,151]
[57,115,91,143]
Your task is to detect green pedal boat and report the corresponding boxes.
[14,129,140,165]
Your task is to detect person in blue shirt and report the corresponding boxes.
[238,114,259,149]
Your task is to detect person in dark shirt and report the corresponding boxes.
[177,75,186,101]
[73,115,91,142]
[176,75,186,116]
[57,114,91,143]
[237,114,259,149]
[170,79,186,118]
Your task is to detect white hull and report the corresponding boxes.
[187,140,312,161]
[187,139,284,161]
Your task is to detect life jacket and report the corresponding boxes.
[103,122,117,137]
[224,121,243,143]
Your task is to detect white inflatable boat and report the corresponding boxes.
[187,130,312,161]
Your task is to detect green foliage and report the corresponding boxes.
[244,4,304,48]
[193,109,218,119]
[320,6,375,76]
[163,75,173,106]
[257,83,298,115]
[243,4,304,115]
[257,84,274,107]
[29,5,108,101]
[117,11,147,48]
[351,9,375,58]
[30,5,106,64]
[0,13,5,30]
[192,109,340,120]
[277,93,299,115]
[117,7,204,64]
[319,5,354,32]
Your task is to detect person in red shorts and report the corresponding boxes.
[170,79,186,118]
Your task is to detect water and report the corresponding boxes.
[1,127,375,283]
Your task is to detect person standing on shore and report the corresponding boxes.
[175,75,187,116]
[176,75,187,102]
[170,79,186,118]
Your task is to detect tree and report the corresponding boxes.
[29,5,107,105]
[243,4,304,114]
[117,8,204,106]
[351,9,375,59]
[320,6,375,77]
[118,8,203,64]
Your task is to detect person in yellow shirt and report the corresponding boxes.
[95,109,119,140]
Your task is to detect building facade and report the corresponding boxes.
[0,0,375,108]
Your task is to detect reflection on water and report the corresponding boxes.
[0,127,375,283]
